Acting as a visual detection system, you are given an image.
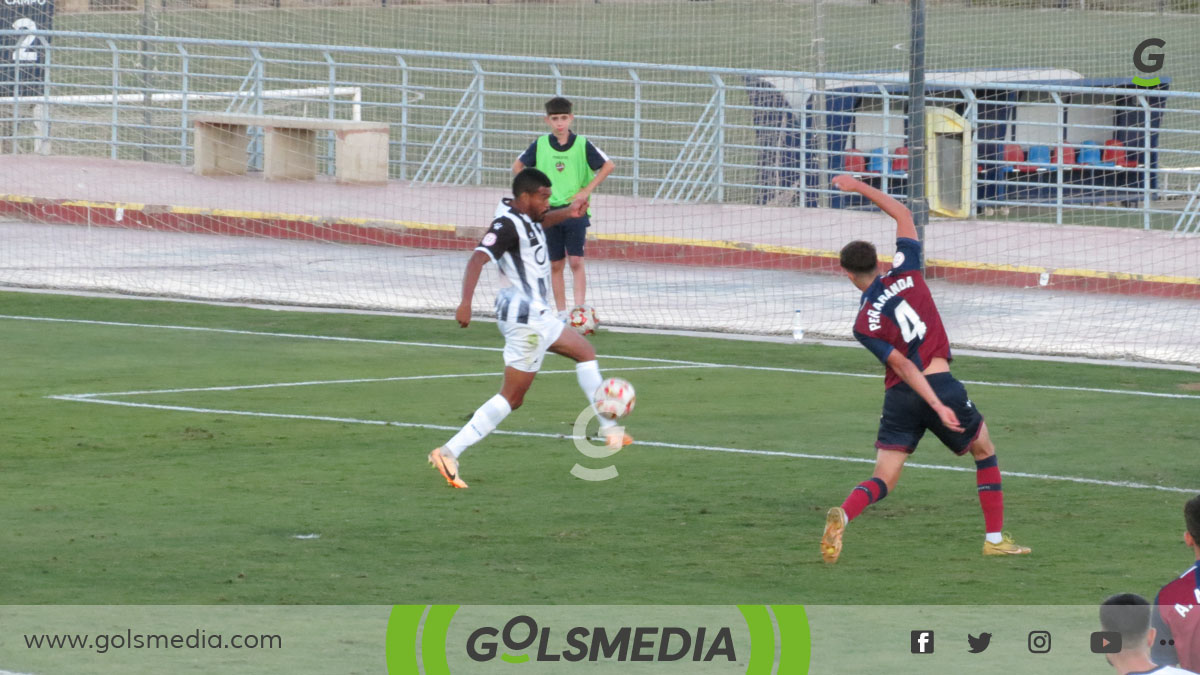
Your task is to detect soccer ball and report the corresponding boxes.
[568,305,598,335]
[593,377,636,420]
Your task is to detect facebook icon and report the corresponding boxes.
[911,630,935,654]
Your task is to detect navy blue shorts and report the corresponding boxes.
[544,215,589,261]
[875,372,984,455]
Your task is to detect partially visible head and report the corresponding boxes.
[840,240,879,286]
[1099,593,1153,659]
[544,97,574,133]
[1185,493,1200,550]
[544,97,572,116]
[512,168,553,221]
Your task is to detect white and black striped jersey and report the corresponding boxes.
[475,198,553,323]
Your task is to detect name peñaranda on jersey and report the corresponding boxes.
[1153,563,1200,672]
[475,198,553,323]
[852,237,952,389]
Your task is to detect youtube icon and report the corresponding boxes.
[1091,631,1122,654]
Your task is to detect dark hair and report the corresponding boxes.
[1100,593,1151,645]
[1186,494,1200,542]
[840,240,878,275]
[545,96,572,116]
[513,167,552,197]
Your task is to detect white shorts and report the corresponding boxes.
[498,308,565,373]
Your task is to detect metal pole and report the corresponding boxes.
[473,60,484,185]
[629,69,641,198]
[908,0,929,252]
[178,44,188,165]
[712,73,725,203]
[398,56,408,180]
[109,39,119,160]
[813,0,827,207]
[1051,91,1064,225]
[139,0,156,162]
[1139,96,1153,230]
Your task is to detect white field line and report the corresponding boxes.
[45,394,1200,495]
[10,286,1200,373]
[6,315,1200,401]
[66,365,714,399]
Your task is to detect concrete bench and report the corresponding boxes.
[192,113,390,184]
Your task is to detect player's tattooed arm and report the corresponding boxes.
[885,350,964,432]
[831,174,918,241]
[456,250,491,328]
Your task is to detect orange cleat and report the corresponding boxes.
[604,430,634,450]
[428,447,468,489]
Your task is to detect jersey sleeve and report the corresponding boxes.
[516,141,538,168]
[1152,590,1182,666]
[854,329,894,365]
[475,217,519,262]
[585,140,610,171]
[892,237,923,273]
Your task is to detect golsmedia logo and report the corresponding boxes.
[1132,38,1165,88]
[465,614,735,664]
[385,605,810,674]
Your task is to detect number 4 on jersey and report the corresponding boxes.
[895,300,927,344]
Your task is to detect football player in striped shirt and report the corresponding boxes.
[427,169,632,488]
[820,175,1031,563]
[1153,494,1200,672]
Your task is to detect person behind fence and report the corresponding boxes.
[512,96,615,320]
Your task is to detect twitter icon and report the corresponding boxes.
[967,633,992,653]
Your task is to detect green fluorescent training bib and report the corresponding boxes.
[536,134,595,208]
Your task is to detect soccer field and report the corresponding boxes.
[2,290,1197,607]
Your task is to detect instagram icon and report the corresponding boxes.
[1027,631,1052,654]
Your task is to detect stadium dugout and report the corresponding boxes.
[746,69,1170,216]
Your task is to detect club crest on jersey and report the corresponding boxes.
[555,161,565,172]
[481,232,497,246]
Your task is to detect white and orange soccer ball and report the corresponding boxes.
[593,377,636,420]
[567,305,598,335]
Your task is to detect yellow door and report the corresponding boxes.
[924,107,973,218]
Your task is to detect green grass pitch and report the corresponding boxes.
[1,290,1197,606]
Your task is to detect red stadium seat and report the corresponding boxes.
[892,146,910,173]
[1001,144,1025,174]
[844,150,866,175]
[1054,146,1076,167]
[1103,139,1137,168]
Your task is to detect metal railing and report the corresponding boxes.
[3,30,1200,228]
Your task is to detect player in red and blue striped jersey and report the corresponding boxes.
[820,175,1032,564]
[1153,494,1200,672]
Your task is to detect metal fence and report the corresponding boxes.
[3,30,1200,228]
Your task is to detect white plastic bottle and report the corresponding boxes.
[791,309,804,342]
